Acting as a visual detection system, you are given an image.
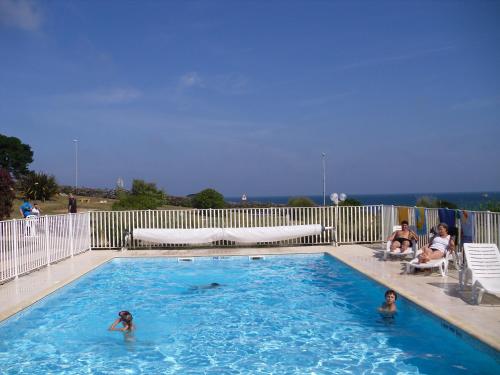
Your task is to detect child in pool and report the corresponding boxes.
[109,311,135,332]
[379,290,397,315]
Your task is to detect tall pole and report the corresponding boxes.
[73,139,78,189]
[322,152,326,206]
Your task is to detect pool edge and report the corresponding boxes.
[323,249,500,352]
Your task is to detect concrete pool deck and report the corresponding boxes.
[0,245,499,351]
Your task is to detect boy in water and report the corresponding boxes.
[109,311,135,332]
[379,290,397,314]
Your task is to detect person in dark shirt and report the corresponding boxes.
[68,193,77,213]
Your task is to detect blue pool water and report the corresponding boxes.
[0,254,499,374]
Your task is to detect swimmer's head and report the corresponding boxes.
[118,310,133,322]
[385,290,397,303]
[210,283,220,287]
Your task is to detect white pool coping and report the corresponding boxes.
[0,245,499,351]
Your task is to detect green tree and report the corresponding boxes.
[0,134,34,179]
[112,179,166,210]
[479,200,500,213]
[339,198,362,206]
[0,167,15,220]
[416,196,457,209]
[18,172,59,201]
[287,196,316,207]
[192,188,225,209]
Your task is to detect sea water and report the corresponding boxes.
[0,255,498,374]
[228,191,500,209]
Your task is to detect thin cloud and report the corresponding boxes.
[54,88,143,105]
[210,73,250,95]
[179,72,203,88]
[335,45,456,71]
[85,88,142,104]
[0,0,42,31]
[299,90,356,107]
[451,96,500,111]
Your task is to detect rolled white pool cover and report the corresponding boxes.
[132,224,324,245]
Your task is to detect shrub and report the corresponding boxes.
[0,167,15,220]
[59,185,118,199]
[479,200,500,213]
[416,196,457,209]
[192,189,225,209]
[112,179,166,210]
[338,198,362,206]
[18,171,58,201]
[287,197,316,207]
[166,195,193,207]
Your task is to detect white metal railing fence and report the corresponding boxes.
[0,212,91,283]
[89,205,385,249]
[1,206,497,282]
[89,205,500,249]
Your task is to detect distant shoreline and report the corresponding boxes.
[227,191,500,210]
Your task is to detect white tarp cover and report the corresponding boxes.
[133,228,222,244]
[222,225,323,243]
[132,225,323,244]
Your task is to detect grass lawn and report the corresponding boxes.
[9,194,191,219]
[10,194,117,218]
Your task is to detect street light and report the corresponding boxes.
[330,193,347,205]
[73,139,78,189]
[322,153,326,206]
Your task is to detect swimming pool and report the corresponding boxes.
[0,254,498,374]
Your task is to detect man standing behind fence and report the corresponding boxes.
[68,193,77,213]
[19,198,32,218]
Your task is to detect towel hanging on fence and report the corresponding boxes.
[438,208,456,228]
[398,207,409,224]
[415,207,427,235]
[460,211,475,243]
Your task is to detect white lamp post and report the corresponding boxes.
[322,152,326,206]
[73,139,78,189]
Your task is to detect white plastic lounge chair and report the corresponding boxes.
[406,249,452,276]
[459,243,500,304]
[383,225,417,260]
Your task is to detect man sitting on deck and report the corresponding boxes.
[387,221,418,253]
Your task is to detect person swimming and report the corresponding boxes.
[378,290,397,317]
[109,310,135,332]
[189,282,222,291]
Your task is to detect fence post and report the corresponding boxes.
[380,205,385,243]
[487,211,492,243]
[391,205,395,230]
[69,214,74,257]
[13,220,19,279]
[88,212,92,251]
[45,217,51,266]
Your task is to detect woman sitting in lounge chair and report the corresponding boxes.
[387,221,418,253]
[418,223,455,263]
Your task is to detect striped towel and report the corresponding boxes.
[415,207,427,235]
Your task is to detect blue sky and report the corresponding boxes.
[1,0,499,197]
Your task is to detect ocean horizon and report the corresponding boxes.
[227,191,500,210]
